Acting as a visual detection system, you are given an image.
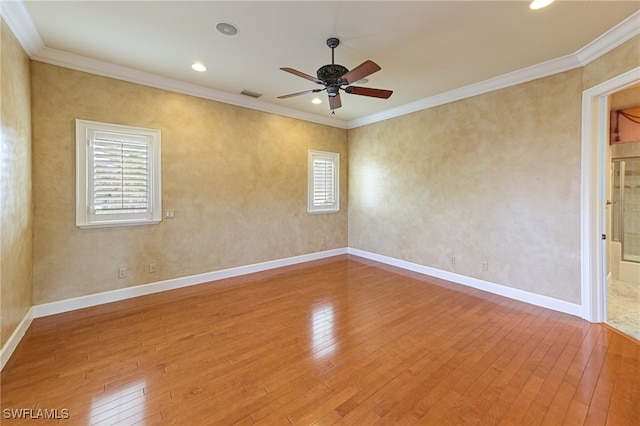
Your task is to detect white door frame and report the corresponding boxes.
[581,66,640,322]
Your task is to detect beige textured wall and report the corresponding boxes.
[349,69,583,303]
[582,36,640,91]
[31,63,348,304]
[23,32,640,309]
[1,20,33,347]
[611,86,640,110]
[348,35,640,305]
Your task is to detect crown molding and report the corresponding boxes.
[4,2,638,130]
[1,0,45,56]
[575,10,640,66]
[347,53,582,129]
[32,47,348,129]
[348,10,640,129]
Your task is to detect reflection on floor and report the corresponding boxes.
[607,279,640,341]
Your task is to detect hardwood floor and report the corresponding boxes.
[2,255,639,425]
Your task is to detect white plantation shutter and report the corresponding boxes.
[308,150,339,213]
[91,137,150,215]
[312,159,336,206]
[76,120,161,228]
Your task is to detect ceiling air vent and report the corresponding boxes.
[240,89,262,99]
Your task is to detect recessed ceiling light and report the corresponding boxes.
[355,78,369,85]
[216,22,239,36]
[530,0,555,10]
[191,62,207,72]
[312,98,322,105]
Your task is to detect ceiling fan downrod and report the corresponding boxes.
[317,38,349,87]
[327,37,339,64]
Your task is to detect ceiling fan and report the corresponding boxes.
[278,37,393,111]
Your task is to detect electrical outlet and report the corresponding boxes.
[482,261,489,271]
[149,262,157,273]
[118,267,127,278]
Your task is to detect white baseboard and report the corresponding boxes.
[33,248,348,318]
[348,248,582,317]
[32,246,583,320]
[1,307,34,371]
[3,246,583,372]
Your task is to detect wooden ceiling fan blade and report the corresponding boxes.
[280,67,322,84]
[329,93,342,110]
[345,86,393,99]
[278,89,324,99]
[340,60,381,85]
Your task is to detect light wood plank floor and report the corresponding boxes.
[2,255,639,425]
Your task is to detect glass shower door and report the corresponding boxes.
[622,158,640,262]
[612,157,640,263]
[612,161,622,243]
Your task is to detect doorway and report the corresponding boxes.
[606,85,640,339]
[580,66,640,326]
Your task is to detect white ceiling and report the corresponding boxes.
[5,1,640,127]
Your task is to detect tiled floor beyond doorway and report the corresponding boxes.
[607,279,640,341]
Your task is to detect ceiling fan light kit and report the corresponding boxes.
[278,37,393,112]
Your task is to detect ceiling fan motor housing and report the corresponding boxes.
[317,64,349,86]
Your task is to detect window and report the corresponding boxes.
[308,150,339,214]
[76,119,161,228]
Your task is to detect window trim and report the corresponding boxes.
[308,150,340,214]
[76,119,162,229]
